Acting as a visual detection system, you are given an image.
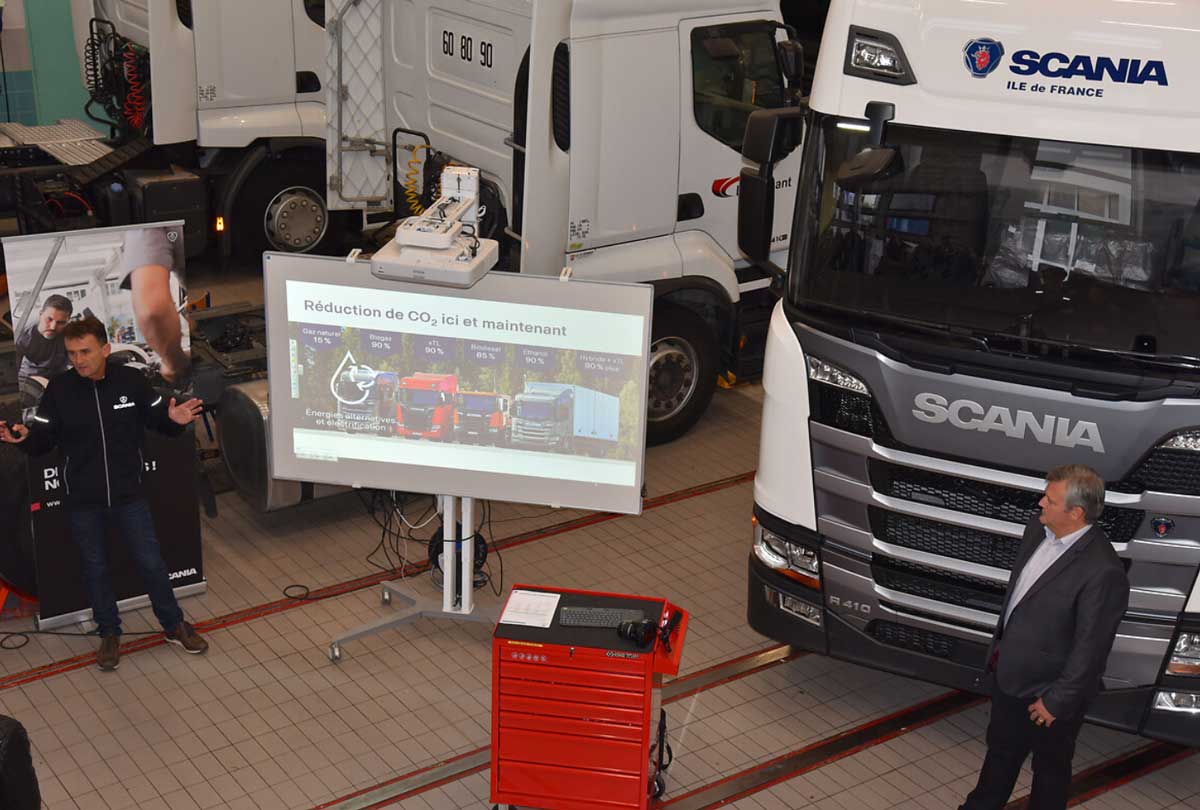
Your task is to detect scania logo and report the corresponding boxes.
[912,393,1105,453]
[964,38,1005,78]
[119,396,128,404]
[169,567,198,581]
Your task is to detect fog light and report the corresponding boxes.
[1153,691,1200,714]
[764,586,822,626]
[1167,633,1200,676]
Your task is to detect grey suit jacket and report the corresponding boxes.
[985,519,1130,718]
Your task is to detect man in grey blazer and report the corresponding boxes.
[960,464,1130,810]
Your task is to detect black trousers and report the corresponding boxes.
[960,689,1087,810]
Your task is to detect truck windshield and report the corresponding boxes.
[517,401,552,420]
[460,395,496,413]
[402,390,441,407]
[787,112,1200,361]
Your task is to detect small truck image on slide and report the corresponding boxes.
[397,373,458,440]
[511,382,619,454]
[455,392,511,444]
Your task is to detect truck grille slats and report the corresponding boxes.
[869,461,1144,543]
[867,620,957,660]
[870,508,1020,571]
[872,557,1005,613]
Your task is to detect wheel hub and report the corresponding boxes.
[264,186,328,252]
[648,337,699,423]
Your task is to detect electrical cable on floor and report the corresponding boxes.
[0,628,167,651]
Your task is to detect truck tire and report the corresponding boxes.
[646,303,718,446]
[234,159,347,257]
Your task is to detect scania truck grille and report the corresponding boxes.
[872,557,1006,613]
[869,461,1144,544]
[869,508,1020,570]
[867,620,957,660]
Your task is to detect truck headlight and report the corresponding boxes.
[754,524,821,589]
[1153,691,1200,714]
[806,356,869,395]
[1167,633,1200,676]
[1161,431,1200,451]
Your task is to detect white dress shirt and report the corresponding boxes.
[1002,523,1091,627]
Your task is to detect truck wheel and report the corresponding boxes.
[646,303,718,446]
[234,159,346,257]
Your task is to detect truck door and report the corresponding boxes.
[294,1,328,138]
[677,16,801,275]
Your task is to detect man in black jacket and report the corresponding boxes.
[0,317,209,671]
[960,464,1129,810]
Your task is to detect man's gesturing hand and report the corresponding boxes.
[0,421,30,444]
[167,397,204,426]
[1028,697,1056,728]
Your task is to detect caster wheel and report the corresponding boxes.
[382,589,392,606]
[652,774,666,799]
[329,643,342,663]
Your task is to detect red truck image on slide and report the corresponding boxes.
[396,373,458,440]
[455,391,511,445]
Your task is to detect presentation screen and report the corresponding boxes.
[263,254,652,515]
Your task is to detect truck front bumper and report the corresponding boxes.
[748,506,1200,746]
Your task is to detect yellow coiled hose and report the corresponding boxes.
[403,144,435,215]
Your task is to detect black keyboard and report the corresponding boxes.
[558,606,645,628]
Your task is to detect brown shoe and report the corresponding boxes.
[97,635,120,671]
[164,621,208,655]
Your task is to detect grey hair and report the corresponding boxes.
[1047,464,1106,523]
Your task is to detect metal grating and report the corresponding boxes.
[867,620,957,659]
[1116,448,1200,496]
[0,121,112,167]
[872,557,1006,613]
[870,508,1020,570]
[326,0,390,210]
[870,461,1144,544]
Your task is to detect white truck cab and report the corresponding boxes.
[329,0,809,443]
[737,0,1200,746]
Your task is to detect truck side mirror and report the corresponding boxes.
[738,107,805,271]
[776,41,804,87]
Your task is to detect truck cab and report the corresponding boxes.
[328,0,811,444]
[455,391,511,444]
[737,0,1200,746]
[397,372,458,440]
[511,383,572,450]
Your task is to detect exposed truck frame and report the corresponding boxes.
[736,0,1200,746]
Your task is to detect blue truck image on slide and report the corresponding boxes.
[510,383,619,454]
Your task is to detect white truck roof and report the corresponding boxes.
[811,0,1199,153]
[570,0,779,35]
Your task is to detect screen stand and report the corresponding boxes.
[328,494,497,662]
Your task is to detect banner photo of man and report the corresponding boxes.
[1,222,206,630]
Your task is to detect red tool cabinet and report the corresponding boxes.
[490,585,689,810]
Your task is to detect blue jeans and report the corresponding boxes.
[68,499,184,637]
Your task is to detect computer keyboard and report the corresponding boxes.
[558,606,646,628]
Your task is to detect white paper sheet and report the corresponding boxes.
[500,589,562,628]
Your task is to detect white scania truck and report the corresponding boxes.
[737,0,1200,745]
[326,0,811,444]
[65,0,815,445]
